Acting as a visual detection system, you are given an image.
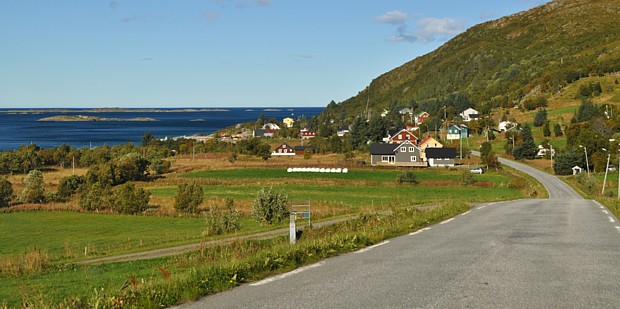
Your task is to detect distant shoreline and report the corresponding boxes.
[38,115,158,122]
[2,108,231,114]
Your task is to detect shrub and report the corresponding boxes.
[251,187,289,225]
[79,182,113,211]
[111,183,151,214]
[205,198,241,236]
[57,175,85,198]
[0,176,13,207]
[150,159,171,175]
[396,171,418,185]
[175,182,204,214]
[22,169,45,204]
[576,172,595,194]
[459,170,475,186]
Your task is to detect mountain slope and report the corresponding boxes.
[332,0,620,117]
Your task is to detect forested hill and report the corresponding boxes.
[328,0,620,118]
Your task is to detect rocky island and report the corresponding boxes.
[38,115,157,122]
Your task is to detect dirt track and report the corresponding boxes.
[79,215,359,265]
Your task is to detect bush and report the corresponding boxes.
[0,176,13,207]
[175,182,204,214]
[57,175,85,198]
[205,198,241,236]
[459,170,475,186]
[150,159,171,175]
[22,170,45,204]
[79,182,113,211]
[576,172,595,194]
[111,183,151,214]
[251,187,289,225]
[396,171,418,185]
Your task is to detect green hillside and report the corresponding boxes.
[329,0,620,118]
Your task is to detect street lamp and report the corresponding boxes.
[579,145,590,175]
[602,148,610,195]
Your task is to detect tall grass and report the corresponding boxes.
[8,202,468,308]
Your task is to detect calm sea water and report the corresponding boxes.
[0,107,323,151]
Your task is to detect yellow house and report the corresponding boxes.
[283,117,295,128]
[418,136,443,162]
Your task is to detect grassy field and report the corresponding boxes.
[1,202,470,308]
[0,156,542,307]
[0,212,205,261]
[1,167,530,263]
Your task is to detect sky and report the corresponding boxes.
[0,0,550,108]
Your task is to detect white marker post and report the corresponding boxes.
[290,212,296,245]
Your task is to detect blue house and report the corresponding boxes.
[447,124,469,140]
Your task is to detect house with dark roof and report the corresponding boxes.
[426,148,457,167]
[418,136,443,162]
[272,143,295,156]
[370,141,425,167]
[460,108,480,122]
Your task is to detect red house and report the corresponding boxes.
[272,143,295,156]
[386,129,418,145]
[414,112,430,125]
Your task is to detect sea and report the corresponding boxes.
[0,107,324,151]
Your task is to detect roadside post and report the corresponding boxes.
[289,213,296,245]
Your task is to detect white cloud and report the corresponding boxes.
[375,10,408,25]
[412,18,464,42]
[377,10,465,44]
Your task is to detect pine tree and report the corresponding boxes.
[533,109,547,127]
[553,123,563,137]
[0,176,13,207]
[542,122,551,137]
[513,124,537,160]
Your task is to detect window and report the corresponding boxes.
[399,134,403,139]
[411,156,417,162]
[382,156,389,162]
[401,147,407,152]
[409,147,415,152]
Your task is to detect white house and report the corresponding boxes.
[498,121,517,132]
[536,145,555,157]
[262,123,281,130]
[460,108,480,122]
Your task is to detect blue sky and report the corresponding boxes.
[0,0,549,108]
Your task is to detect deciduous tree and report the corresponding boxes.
[175,182,204,214]
[22,169,45,204]
[251,187,289,225]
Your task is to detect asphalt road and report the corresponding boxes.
[181,158,620,308]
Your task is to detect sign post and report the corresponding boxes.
[289,213,296,245]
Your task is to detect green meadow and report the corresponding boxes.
[0,166,539,307]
